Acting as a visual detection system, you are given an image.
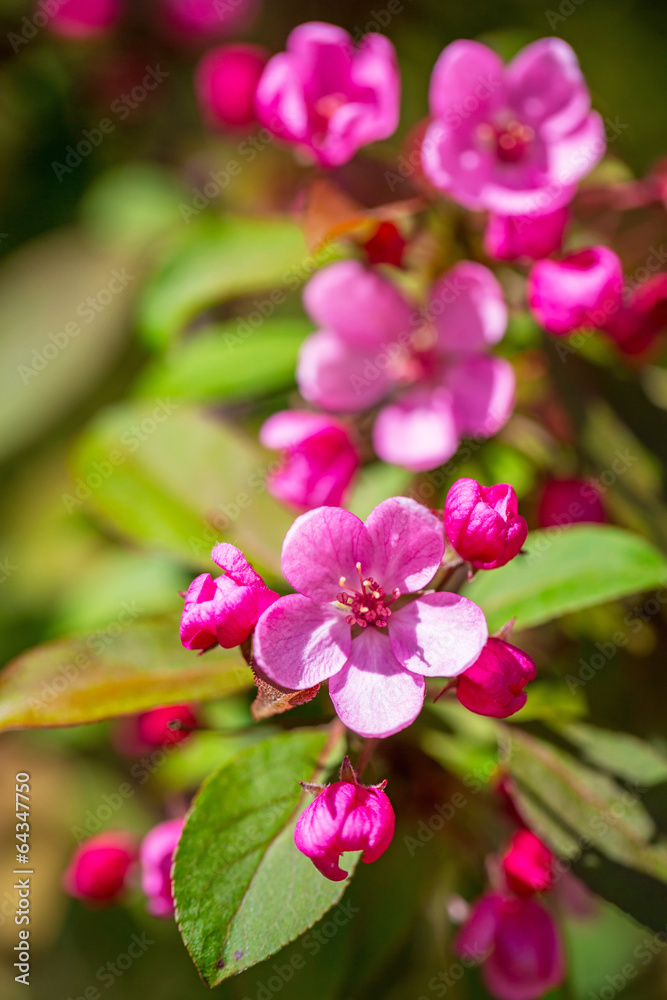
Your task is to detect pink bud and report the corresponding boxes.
[113,704,199,756]
[603,272,667,356]
[46,0,122,38]
[294,773,395,881]
[484,208,568,262]
[63,831,137,905]
[140,818,185,919]
[180,544,279,651]
[537,477,605,528]
[195,44,268,130]
[456,638,536,719]
[160,0,258,42]
[259,411,359,511]
[362,221,407,268]
[444,478,528,570]
[528,246,624,335]
[502,831,555,896]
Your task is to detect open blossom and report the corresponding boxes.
[455,893,565,1000]
[47,0,122,38]
[422,38,604,215]
[444,478,527,570]
[259,410,359,511]
[456,638,536,718]
[295,759,394,881]
[161,0,258,40]
[180,543,279,651]
[537,477,605,528]
[502,831,555,897]
[297,259,514,472]
[196,45,268,130]
[140,818,184,919]
[603,272,667,356]
[63,831,137,905]
[528,246,624,335]
[484,207,568,261]
[254,497,488,738]
[255,22,400,167]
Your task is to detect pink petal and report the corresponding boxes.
[449,354,516,439]
[297,328,395,412]
[372,386,460,472]
[253,594,350,689]
[389,593,488,677]
[432,261,508,353]
[329,628,425,737]
[211,542,265,587]
[428,40,505,125]
[213,576,279,649]
[455,892,502,961]
[506,37,592,139]
[281,506,365,601]
[259,410,340,449]
[484,898,565,1000]
[548,110,606,186]
[358,496,444,594]
[421,118,497,212]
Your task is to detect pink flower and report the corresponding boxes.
[603,272,667,356]
[423,37,605,215]
[260,411,359,511]
[528,246,624,335]
[537,477,605,528]
[456,638,536,718]
[114,703,199,755]
[46,0,121,38]
[63,831,137,905]
[455,893,565,1000]
[297,259,514,472]
[180,543,279,651]
[502,831,555,897]
[484,207,568,261]
[294,759,394,881]
[444,478,527,570]
[255,22,400,168]
[195,44,268,130]
[254,497,488,738]
[140,818,184,919]
[161,0,258,41]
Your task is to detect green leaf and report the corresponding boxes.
[464,525,667,632]
[557,722,667,786]
[134,317,312,403]
[0,616,251,732]
[138,216,309,348]
[511,680,588,724]
[174,728,356,986]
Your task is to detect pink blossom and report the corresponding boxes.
[47,0,122,38]
[528,246,624,335]
[140,818,184,919]
[161,0,258,41]
[456,638,536,718]
[444,478,527,570]
[196,45,268,130]
[254,497,488,738]
[180,543,279,651]
[294,762,394,881]
[502,831,555,896]
[537,477,605,528]
[297,259,514,472]
[260,411,359,511]
[455,893,565,1000]
[423,37,605,215]
[484,207,568,261]
[114,704,199,756]
[603,272,667,356]
[63,831,137,905]
[255,22,400,168]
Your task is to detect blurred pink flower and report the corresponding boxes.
[484,207,568,261]
[114,704,200,756]
[255,22,399,167]
[423,38,605,215]
[140,818,184,919]
[603,272,667,356]
[47,0,122,38]
[253,497,488,737]
[297,259,514,472]
[260,410,359,511]
[180,543,279,651]
[537,477,605,528]
[63,831,137,905]
[456,638,536,718]
[502,831,555,896]
[161,0,258,41]
[528,246,624,335]
[195,44,268,130]
[444,478,527,570]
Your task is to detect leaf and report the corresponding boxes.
[0,616,252,732]
[173,727,356,986]
[511,680,588,725]
[464,525,667,632]
[557,722,667,786]
[133,317,312,403]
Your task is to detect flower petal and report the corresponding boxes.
[329,628,425,737]
[449,354,516,439]
[282,506,365,601]
[253,594,350,689]
[506,37,591,139]
[358,496,444,593]
[210,542,265,587]
[389,593,488,677]
[428,39,505,125]
[432,262,508,353]
[373,386,459,472]
[297,328,394,412]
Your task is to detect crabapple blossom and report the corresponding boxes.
[444,478,527,570]
[62,831,137,905]
[456,638,536,718]
[140,818,185,918]
[537,477,605,528]
[484,207,568,261]
[423,37,605,215]
[46,0,122,38]
[195,45,268,130]
[501,831,555,896]
[253,497,488,738]
[255,22,400,167]
[528,246,624,335]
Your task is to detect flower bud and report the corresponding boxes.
[160,0,258,42]
[195,44,268,130]
[294,760,394,881]
[456,638,536,718]
[63,831,137,905]
[140,818,185,918]
[444,478,527,570]
[603,272,667,356]
[484,208,568,262]
[537,477,605,528]
[502,831,554,896]
[47,0,122,38]
[362,221,407,268]
[528,246,623,335]
[114,704,199,755]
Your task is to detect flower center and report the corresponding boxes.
[336,562,400,628]
[477,119,535,164]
